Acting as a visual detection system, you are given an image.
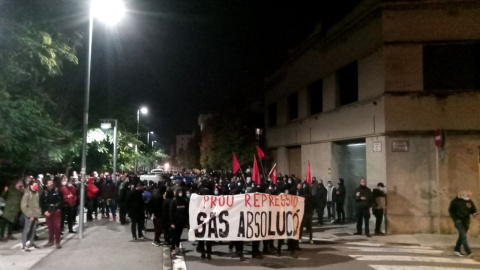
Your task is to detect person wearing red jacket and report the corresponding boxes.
[61,177,77,233]
[86,176,99,221]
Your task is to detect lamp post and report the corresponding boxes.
[147,131,154,145]
[79,0,125,239]
[135,107,148,174]
[100,119,118,182]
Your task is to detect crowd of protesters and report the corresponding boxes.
[0,169,388,260]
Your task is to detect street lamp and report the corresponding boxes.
[152,140,157,148]
[100,119,118,183]
[135,106,148,174]
[147,131,154,145]
[79,0,125,240]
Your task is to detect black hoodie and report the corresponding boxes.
[336,178,346,203]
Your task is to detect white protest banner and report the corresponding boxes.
[188,193,304,241]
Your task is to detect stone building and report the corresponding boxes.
[264,0,480,234]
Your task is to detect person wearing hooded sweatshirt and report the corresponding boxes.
[300,182,315,244]
[162,189,174,246]
[61,177,77,233]
[127,182,145,240]
[449,190,478,257]
[0,179,24,242]
[170,187,188,258]
[335,178,346,224]
[20,180,42,251]
[353,178,372,237]
[313,178,327,226]
[102,173,117,220]
[151,185,165,247]
[86,176,99,221]
[196,180,213,260]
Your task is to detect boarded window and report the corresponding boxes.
[309,79,323,115]
[337,62,358,106]
[288,92,298,120]
[424,43,480,91]
[268,103,277,127]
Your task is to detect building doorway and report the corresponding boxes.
[335,139,367,219]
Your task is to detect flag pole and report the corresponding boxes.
[257,154,268,183]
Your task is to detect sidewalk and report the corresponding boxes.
[0,218,164,270]
[309,220,480,250]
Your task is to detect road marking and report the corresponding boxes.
[370,266,478,270]
[350,255,480,265]
[345,246,443,255]
[344,242,434,249]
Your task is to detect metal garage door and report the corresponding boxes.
[336,140,367,219]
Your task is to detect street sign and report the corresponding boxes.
[434,129,444,147]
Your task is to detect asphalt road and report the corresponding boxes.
[1,217,479,270]
[177,233,480,270]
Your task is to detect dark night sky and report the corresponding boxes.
[4,0,359,149]
[84,0,337,149]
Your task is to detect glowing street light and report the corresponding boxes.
[79,0,125,240]
[91,0,125,25]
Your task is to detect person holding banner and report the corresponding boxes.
[196,180,213,260]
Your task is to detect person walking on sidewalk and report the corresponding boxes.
[449,190,478,257]
[151,185,164,247]
[20,180,43,251]
[169,187,188,258]
[353,178,372,237]
[127,182,146,241]
[41,175,64,248]
[0,179,24,242]
[335,178,346,224]
[372,182,386,235]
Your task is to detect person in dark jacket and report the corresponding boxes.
[102,174,117,220]
[170,187,188,258]
[335,178,346,224]
[40,175,64,248]
[229,179,245,261]
[118,176,130,224]
[126,182,145,240]
[372,182,386,235]
[353,178,372,237]
[162,189,174,246]
[300,182,315,244]
[313,178,327,226]
[196,180,213,260]
[449,190,478,257]
[151,186,165,246]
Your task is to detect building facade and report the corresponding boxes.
[265,0,480,234]
[176,134,194,155]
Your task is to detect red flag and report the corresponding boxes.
[306,161,311,186]
[232,153,240,174]
[252,156,261,185]
[268,163,277,184]
[256,145,265,160]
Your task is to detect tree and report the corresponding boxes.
[0,16,81,181]
[200,113,258,171]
